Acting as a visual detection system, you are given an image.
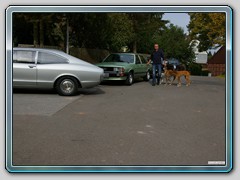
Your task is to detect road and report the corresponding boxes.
[12,76,226,166]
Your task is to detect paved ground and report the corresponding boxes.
[12,76,226,166]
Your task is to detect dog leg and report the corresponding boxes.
[186,75,190,86]
[177,76,181,87]
[170,76,175,85]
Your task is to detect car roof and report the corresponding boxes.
[110,53,144,56]
[13,47,64,54]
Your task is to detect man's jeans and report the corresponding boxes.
[152,64,162,85]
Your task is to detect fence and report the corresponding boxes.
[69,47,110,64]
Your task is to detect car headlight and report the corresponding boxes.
[114,67,119,71]
[114,67,125,72]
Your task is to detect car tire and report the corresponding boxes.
[56,77,78,96]
[144,70,151,81]
[125,72,134,85]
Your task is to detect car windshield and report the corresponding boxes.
[168,58,179,65]
[103,54,134,63]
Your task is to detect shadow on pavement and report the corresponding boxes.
[78,87,105,95]
[13,87,105,96]
[101,79,146,86]
[13,89,56,95]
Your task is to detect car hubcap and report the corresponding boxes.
[60,79,74,94]
[129,74,133,84]
[147,72,150,80]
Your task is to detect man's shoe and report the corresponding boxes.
[157,82,160,85]
[152,83,155,86]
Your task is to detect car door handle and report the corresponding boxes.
[28,65,36,68]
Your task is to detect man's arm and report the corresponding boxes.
[147,58,151,65]
[147,53,153,64]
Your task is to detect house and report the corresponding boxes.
[190,40,208,70]
[207,46,226,76]
[195,52,208,70]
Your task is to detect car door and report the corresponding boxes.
[139,55,149,76]
[36,51,69,88]
[134,55,143,78]
[13,50,37,87]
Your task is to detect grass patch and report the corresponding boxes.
[217,74,225,78]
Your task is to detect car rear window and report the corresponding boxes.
[13,50,36,63]
[104,54,134,63]
[38,52,68,64]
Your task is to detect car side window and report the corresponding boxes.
[135,55,141,64]
[13,50,36,63]
[139,55,147,64]
[38,52,68,64]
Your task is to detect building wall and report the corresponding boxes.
[207,64,225,76]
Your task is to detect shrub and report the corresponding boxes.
[188,63,202,75]
[201,70,210,76]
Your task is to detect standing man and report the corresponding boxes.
[147,43,164,86]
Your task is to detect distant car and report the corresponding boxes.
[166,58,185,71]
[12,48,104,96]
[96,53,152,85]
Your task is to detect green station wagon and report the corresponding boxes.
[96,53,152,85]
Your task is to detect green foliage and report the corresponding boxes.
[13,12,167,53]
[207,51,213,60]
[201,70,210,76]
[153,24,195,65]
[188,13,226,51]
[188,63,202,75]
[106,13,134,52]
[127,13,167,53]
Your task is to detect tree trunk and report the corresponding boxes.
[133,40,137,53]
[33,21,39,47]
[66,17,69,54]
[39,20,44,47]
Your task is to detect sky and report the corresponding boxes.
[162,13,190,34]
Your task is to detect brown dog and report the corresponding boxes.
[163,63,191,87]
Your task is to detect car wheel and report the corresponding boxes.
[56,77,78,96]
[144,70,151,81]
[125,72,134,85]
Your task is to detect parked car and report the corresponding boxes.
[95,53,152,85]
[12,48,104,96]
[166,58,186,71]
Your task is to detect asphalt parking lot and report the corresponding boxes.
[12,76,226,166]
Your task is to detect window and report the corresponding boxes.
[103,54,134,63]
[13,50,36,63]
[139,55,147,63]
[38,52,68,64]
[135,55,141,64]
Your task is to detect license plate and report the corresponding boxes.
[104,73,109,77]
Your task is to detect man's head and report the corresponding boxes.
[154,44,159,51]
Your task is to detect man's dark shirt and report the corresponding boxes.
[151,49,164,64]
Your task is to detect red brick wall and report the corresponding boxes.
[207,64,225,76]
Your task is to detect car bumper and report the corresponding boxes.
[102,76,127,81]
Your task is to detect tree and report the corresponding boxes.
[12,12,167,53]
[106,13,134,52]
[13,13,65,48]
[207,51,213,60]
[127,13,167,53]
[188,13,226,51]
[153,24,195,65]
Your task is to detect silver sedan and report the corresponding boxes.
[12,48,104,96]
